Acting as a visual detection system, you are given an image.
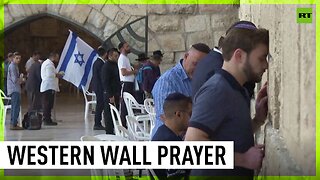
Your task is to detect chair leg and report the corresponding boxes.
[3,108,7,127]
[85,104,89,121]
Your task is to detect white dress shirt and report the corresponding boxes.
[40,59,59,92]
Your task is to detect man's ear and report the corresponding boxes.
[160,114,166,122]
[184,52,189,60]
[234,48,245,63]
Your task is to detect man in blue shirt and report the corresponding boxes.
[185,24,269,178]
[152,92,192,179]
[151,43,210,137]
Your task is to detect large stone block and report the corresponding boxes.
[211,14,239,30]
[84,23,103,39]
[47,4,61,14]
[114,11,131,26]
[4,6,13,26]
[147,4,167,15]
[87,9,107,29]
[157,34,185,52]
[7,4,26,19]
[103,20,119,39]
[90,4,105,11]
[167,4,196,14]
[161,52,174,64]
[59,5,92,25]
[185,15,208,32]
[120,5,146,16]
[102,5,120,21]
[147,37,161,52]
[148,15,181,32]
[199,4,239,14]
[186,31,213,49]
[28,4,46,14]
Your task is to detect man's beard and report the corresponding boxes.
[243,57,263,83]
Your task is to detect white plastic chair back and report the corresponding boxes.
[123,92,145,117]
[126,115,150,141]
[117,125,136,141]
[109,103,123,136]
[81,85,96,121]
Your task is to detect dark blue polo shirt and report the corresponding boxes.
[192,49,223,98]
[152,125,187,179]
[189,69,254,177]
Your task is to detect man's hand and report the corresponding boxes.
[254,82,268,125]
[109,96,115,104]
[240,145,265,170]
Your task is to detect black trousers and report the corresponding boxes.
[28,90,42,112]
[94,90,105,127]
[120,82,134,128]
[42,90,55,122]
[103,93,120,134]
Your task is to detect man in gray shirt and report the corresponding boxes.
[7,52,24,130]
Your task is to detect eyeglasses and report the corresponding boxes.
[267,53,273,63]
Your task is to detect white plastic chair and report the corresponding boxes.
[94,134,128,141]
[126,115,150,141]
[80,135,127,179]
[81,86,96,121]
[123,92,150,132]
[0,89,22,127]
[144,98,156,134]
[109,103,123,136]
[117,125,136,141]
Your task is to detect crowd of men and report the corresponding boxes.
[3,19,269,179]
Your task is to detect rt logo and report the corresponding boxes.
[297,8,312,23]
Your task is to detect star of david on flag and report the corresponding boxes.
[57,30,98,91]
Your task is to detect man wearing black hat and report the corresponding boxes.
[135,53,149,104]
[151,43,210,137]
[141,50,163,98]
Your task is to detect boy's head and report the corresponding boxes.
[162,93,192,132]
[13,52,21,64]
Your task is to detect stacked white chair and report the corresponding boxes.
[126,115,150,141]
[81,86,96,121]
[144,98,156,134]
[123,92,151,132]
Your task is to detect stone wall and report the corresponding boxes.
[239,4,316,176]
[5,4,239,73]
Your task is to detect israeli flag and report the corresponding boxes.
[57,30,98,91]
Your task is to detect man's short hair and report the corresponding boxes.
[222,28,269,61]
[163,93,192,119]
[7,52,13,58]
[13,52,20,57]
[118,42,126,50]
[97,46,107,57]
[191,43,210,54]
[33,51,41,56]
[49,52,59,58]
[108,48,119,56]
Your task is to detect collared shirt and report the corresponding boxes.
[189,69,254,177]
[40,59,59,92]
[191,48,223,98]
[7,62,21,95]
[118,53,135,82]
[151,60,192,137]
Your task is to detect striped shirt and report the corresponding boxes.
[151,60,192,137]
[7,62,21,95]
